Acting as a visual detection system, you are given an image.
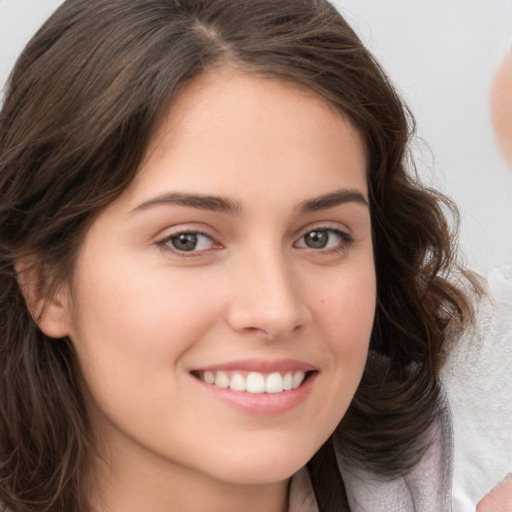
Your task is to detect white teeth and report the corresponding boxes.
[214,371,229,389]
[246,372,266,393]
[265,372,283,393]
[198,370,308,393]
[283,371,293,391]
[203,371,215,385]
[292,371,305,389]
[229,373,246,392]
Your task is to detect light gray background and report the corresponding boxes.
[2,0,512,273]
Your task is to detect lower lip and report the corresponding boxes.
[192,372,317,416]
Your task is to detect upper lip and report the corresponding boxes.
[190,358,317,373]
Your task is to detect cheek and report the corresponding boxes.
[307,259,376,408]
[317,265,376,350]
[327,266,375,354]
[301,270,375,447]
[66,256,228,442]
[68,254,224,382]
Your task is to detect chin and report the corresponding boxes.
[200,435,322,486]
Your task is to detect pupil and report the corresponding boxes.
[172,233,197,251]
[305,230,328,249]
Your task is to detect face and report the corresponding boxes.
[57,70,376,488]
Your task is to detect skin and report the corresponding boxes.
[40,69,376,512]
[477,475,512,512]
[490,47,512,165]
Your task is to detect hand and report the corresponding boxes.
[476,474,512,512]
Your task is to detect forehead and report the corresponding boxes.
[123,68,368,207]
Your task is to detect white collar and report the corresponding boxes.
[288,467,319,512]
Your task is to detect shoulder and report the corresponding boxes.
[441,263,512,405]
[441,262,512,510]
[336,391,453,512]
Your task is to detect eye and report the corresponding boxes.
[295,228,352,250]
[162,231,217,253]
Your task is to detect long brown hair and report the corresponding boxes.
[0,1,475,510]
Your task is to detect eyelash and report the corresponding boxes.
[294,227,354,254]
[156,230,219,256]
[156,226,354,256]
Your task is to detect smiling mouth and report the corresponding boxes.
[192,370,313,394]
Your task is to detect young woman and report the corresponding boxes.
[0,1,475,511]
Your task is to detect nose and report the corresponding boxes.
[226,249,311,341]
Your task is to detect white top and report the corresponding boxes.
[441,263,512,511]
[288,393,453,512]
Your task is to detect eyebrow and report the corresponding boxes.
[298,189,368,212]
[132,192,242,214]
[131,188,368,215]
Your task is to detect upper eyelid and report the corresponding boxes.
[294,221,351,239]
[293,227,354,250]
[156,231,221,257]
[298,227,352,239]
[155,223,219,241]
[156,223,351,238]
[156,227,219,250]
[293,230,354,258]
[154,221,353,244]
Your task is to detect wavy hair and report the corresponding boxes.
[0,0,475,510]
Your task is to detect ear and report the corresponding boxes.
[15,260,72,339]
